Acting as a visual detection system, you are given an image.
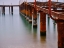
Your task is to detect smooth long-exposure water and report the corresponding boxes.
[0,7,58,48]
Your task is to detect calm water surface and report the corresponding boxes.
[0,7,58,48]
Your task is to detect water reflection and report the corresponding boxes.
[46,14,50,25]
[46,14,50,33]
[53,21,56,32]
[0,7,2,16]
[0,7,58,48]
[46,16,58,48]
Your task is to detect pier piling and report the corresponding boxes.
[32,8,37,27]
[2,6,5,15]
[53,8,57,10]
[29,6,32,23]
[11,6,13,15]
[57,21,64,48]
[40,11,46,36]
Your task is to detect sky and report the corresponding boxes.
[0,0,64,5]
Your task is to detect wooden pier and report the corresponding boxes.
[19,1,64,48]
[0,1,64,48]
[0,5,20,14]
